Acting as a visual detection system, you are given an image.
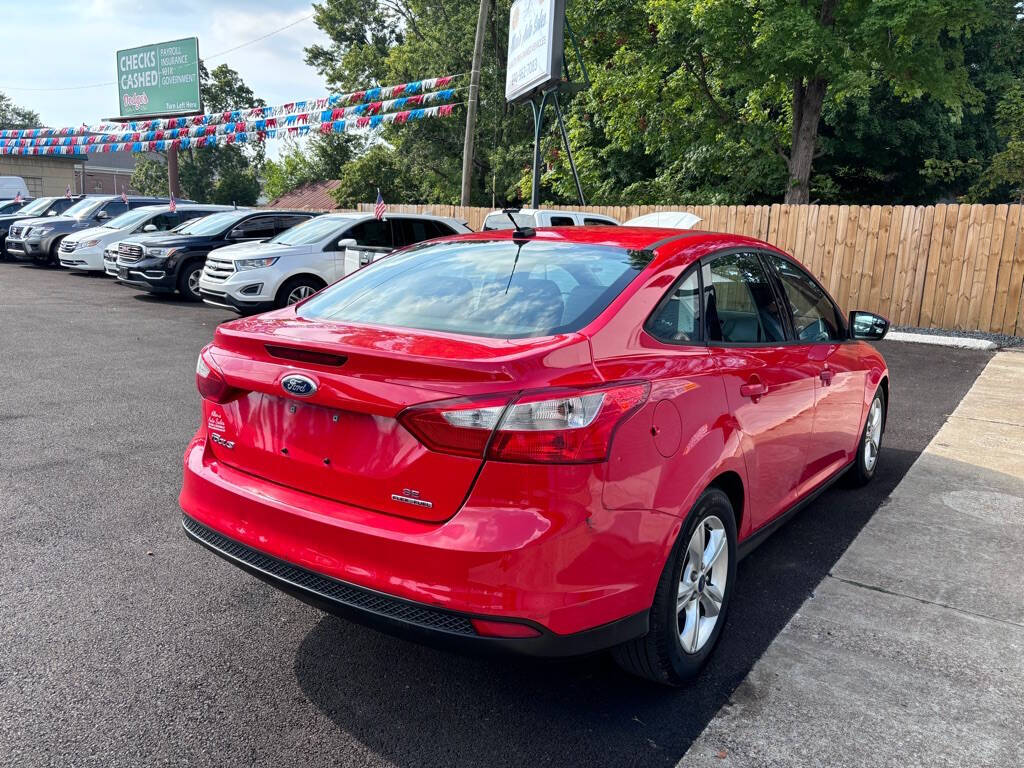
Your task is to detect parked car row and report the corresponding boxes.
[0,196,473,311]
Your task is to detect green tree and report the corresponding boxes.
[0,92,40,130]
[263,135,358,201]
[970,85,1024,202]
[129,63,264,205]
[595,0,995,204]
[307,0,535,206]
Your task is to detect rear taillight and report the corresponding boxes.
[195,346,238,403]
[398,382,649,464]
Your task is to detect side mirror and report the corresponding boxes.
[46,210,58,216]
[142,224,158,232]
[228,227,246,240]
[849,311,889,341]
[337,237,357,249]
[96,211,109,220]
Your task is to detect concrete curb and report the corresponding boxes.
[886,330,999,350]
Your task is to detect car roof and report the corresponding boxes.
[132,203,233,212]
[446,226,781,270]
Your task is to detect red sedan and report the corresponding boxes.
[181,226,889,685]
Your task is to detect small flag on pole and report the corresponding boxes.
[13,191,22,203]
[169,192,177,213]
[65,184,72,199]
[374,188,387,221]
[121,186,128,205]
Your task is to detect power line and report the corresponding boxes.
[0,14,315,93]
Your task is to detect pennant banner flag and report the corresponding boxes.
[0,89,459,150]
[0,75,459,140]
[0,104,460,156]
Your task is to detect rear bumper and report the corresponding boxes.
[179,434,678,649]
[183,513,647,657]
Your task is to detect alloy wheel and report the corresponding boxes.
[677,515,728,654]
[187,268,202,297]
[287,285,317,304]
[864,397,883,472]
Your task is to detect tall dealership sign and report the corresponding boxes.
[116,37,201,119]
[505,0,565,103]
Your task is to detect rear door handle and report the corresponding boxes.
[740,379,767,400]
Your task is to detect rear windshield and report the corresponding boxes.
[296,239,648,338]
[482,212,536,231]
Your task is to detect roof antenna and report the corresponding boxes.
[502,207,535,240]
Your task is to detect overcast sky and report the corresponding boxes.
[0,0,331,157]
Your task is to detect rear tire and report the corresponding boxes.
[275,276,325,309]
[847,388,886,487]
[612,488,737,686]
[177,261,204,302]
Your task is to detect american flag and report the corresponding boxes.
[169,192,177,213]
[65,184,72,199]
[121,187,128,204]
[13,191,22,203]
[374,189,387,221]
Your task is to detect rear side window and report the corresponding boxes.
[392,218,449,247]
[274,214,313,233]
[584,217,615,226]
[297,240,647,338]
[765,254,845,342]
[236,216,277,239]
[704,252,786,344]
[549,216,575,226]
[150,213,180,230]
[646,270,701,343]
[348,219,392,248]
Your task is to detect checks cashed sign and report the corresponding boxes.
[505,0,565,103]
[116,37,201,119]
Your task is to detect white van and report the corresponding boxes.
[0,177,30,201]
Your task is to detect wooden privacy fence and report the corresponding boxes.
[357,203,1024,337]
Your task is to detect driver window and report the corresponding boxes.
[703,252,786,344]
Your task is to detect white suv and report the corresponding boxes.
[59,204,232,272]
[198,212,470,315]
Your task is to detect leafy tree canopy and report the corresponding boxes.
[284,0,1024,206]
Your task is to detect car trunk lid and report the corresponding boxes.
[202,314,596,522]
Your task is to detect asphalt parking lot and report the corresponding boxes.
[0,262,995,768]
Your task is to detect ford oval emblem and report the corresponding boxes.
[281,374,317,397]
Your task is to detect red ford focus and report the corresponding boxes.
[181,226,889,685]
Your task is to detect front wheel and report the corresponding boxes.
[275,276,325,309]
[177,261,204,302]
[847,388,886,486]
[612,487,737,686]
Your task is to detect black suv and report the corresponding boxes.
[115,209,316,301]
[0,195,83,260]
[7,195,176,265]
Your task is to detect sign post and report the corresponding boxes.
[505,0,586,208]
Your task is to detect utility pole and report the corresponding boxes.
[460,0,490,206]
[167,143,182,198]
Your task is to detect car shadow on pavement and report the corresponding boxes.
[292,445,923,768]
